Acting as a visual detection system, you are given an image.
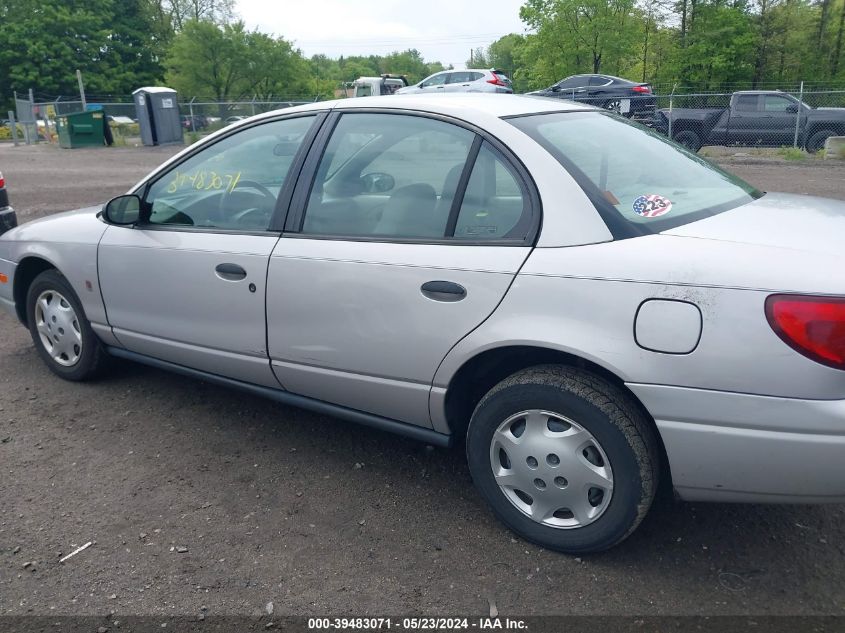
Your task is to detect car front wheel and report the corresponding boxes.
[26,269,108,381]
[466,365,660,553]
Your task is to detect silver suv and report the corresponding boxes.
[396,69,512,94]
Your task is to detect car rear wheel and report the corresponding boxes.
[673,129,702,152]
[806,129,834,153]
[26,269,108,381]
[466,365,659,553]
[603,99,622,114]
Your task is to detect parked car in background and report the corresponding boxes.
[529,74,655,121]
[225,115,248,124]
[654,90,845,152]
[0,171,17,234]
[181,114,208,131]
[396,69,512,94]
[352,74,409,97]
[3,95,845,554]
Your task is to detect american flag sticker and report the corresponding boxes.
[632,194,672,218]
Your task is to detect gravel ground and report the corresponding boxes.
[1,142,844,617]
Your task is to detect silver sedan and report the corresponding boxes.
[1,94,843,553]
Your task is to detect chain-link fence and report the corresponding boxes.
[6,89,845,154]
[4,95,318,146]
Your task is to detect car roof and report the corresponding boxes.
[251,93,594,122]
[561,74,636,84]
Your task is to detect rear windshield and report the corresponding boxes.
[508,111,762,236]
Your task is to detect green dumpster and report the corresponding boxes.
[56,110,106,148]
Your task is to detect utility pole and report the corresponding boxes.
[76,69,87,110]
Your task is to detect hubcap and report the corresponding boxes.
[34,290,83,367]
[489,410,614,529]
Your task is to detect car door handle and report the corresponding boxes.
[215,263,247,281]
[421,280,466,302]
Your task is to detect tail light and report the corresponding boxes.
[632,85,651,94]
[765,294,845,370]
[487,76,508,87]
[0,173,4,189]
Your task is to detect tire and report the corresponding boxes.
[26,269,108,381]
[466,365,660,554]
[673,129,702,152]
[603,99,622,114]
[806,129,834,154]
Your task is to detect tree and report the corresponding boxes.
[156,0,235,30]
[0,0,163,101]
[101,0,167,93]
[165,20,315,108]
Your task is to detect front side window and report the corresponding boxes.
[509,111,761,236]
[557,76,586,89]
[421,73,448,87]
[763,95,794,112]
[144,116,316,231]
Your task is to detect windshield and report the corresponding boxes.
[508,111,762,236]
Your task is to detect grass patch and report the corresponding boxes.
[777,146,807,161]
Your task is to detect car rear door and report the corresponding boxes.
[98,113,323,387]
[266,111,538,427]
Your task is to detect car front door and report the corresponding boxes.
[98,114,322,387]
[554,76,589,100]
[266,112,538,427]
[419,72,448,93]
[760,94,802,146]
[724,94,760,145]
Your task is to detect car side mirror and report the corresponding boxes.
[361,172,395,194]
[103,194,142,225]
[785,104,799,113]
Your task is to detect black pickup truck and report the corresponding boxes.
[653,90,845,152]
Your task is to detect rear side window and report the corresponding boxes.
[454,142,528,239]
[449,72,473,83]
[509,111,761,236]
[299,113,532,242]
[301,113,474,238]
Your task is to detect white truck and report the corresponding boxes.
[352,75,408,97]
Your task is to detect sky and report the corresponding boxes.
[236,0,528,69]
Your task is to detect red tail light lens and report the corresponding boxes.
[632,85,651,94]
[0,172,4,188]
[765,295,845,370]
[487,76,507,87]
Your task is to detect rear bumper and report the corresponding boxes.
[628,383,845,503]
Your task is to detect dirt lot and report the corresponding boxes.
[1,142,845,618]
